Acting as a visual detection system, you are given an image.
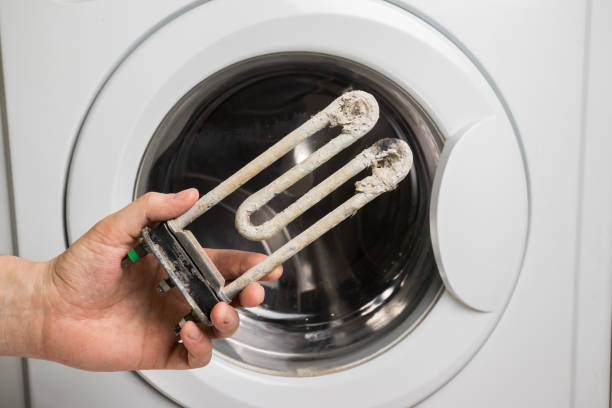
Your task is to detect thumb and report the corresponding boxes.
[95,189,199,249]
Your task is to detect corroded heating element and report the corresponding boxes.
[138,90,414,330]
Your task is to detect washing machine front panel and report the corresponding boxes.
[65,0,528,406]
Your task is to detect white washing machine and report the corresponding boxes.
[0,0,610,407]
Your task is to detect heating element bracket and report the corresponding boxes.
[142,222,229,329]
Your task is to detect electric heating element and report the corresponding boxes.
[126,90,413,333]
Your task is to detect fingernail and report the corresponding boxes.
[187,325,203,341]
[174,188,197,201]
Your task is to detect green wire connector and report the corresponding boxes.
[126,244,148,263]
[127,249,140,263]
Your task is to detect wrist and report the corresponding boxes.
[0,256,49,359]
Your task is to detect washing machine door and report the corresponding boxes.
[65,0,528,406]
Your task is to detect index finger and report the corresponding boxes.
[204,249,283,282]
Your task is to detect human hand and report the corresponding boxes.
[9,189,281,371]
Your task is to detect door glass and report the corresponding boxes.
[136,53,444,376]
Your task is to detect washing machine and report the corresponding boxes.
[0,0,610,407]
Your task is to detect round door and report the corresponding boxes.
[65,0,528,406]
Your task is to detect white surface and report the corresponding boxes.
[0,55,23,408]
[64,1,526,406]
[27,360,175,408]
[572,0,612,405]
[0,0,608,407]
[0,357,26,408]
[0,75,13,255]
[431,116,527,312]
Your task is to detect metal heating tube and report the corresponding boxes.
[168,90,380,232]
[223,138,413,300]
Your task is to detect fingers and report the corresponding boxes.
[204,249,264,280]
[166,321,212,369]
[163,305,240,369]
[205,249,283,281]
[95,189,199,248]
[235,282,265,308]
[204,249,277,308]
[261,264,283,281]
[209,303,239,338]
